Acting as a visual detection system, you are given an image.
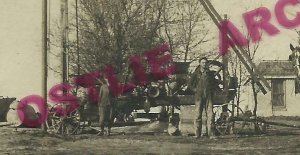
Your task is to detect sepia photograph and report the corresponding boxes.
[0,0,300,154]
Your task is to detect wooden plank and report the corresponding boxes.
[265,121,300,129]
[198,0,262,90]
[203,0,271,91]
[231,46,268,94]
[199,0,270,94]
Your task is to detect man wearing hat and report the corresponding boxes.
[188,57,216,139]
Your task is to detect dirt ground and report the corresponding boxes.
[0,121,300,155]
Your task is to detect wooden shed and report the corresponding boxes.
[245,60,300,117]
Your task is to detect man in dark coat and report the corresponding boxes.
[188,57,216,139]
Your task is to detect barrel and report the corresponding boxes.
[0,97,16,122]
[6,100,39,127]
[6,100,21,126]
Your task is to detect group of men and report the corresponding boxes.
[96,57,216,138]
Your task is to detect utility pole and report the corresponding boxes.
[61,0,69,85]
[222,14,229,113]
[42,0,48,131]
[76,0,80,77]
[60,0,69,134]
[73,0,80,96]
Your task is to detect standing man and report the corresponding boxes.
[97,77,113,136]
[188,57,215,139]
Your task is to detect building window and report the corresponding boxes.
[271,79,285,108]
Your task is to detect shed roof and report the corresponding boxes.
[257,60,295,77]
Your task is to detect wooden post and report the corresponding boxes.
[199,0,270,94]
[222,14,229,113]
[61,0,69,85]
[42,0,48,131]
[74,0,80,96]
[60,0,68,134]
[76,0,80,77]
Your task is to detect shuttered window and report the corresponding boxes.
[271,79,285,107]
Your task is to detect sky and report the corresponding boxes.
[211,0,300,60]
[0,0,299,99]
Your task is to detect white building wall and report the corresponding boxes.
[239,80,273,117]
[272,79,300,116]
[242,79,300,117]
[0,0,62,101]
[0,1,43,100]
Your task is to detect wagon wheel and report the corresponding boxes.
[124,113,135,123]
[231,117,266,134]
[213,103,246,135]
[224,104,267,134]
[65,109,83,135]
[213,106,232,135]
[215,117,232,135]
[46,104,82,135]
[114,112,134,123]
[254,117,267,134]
